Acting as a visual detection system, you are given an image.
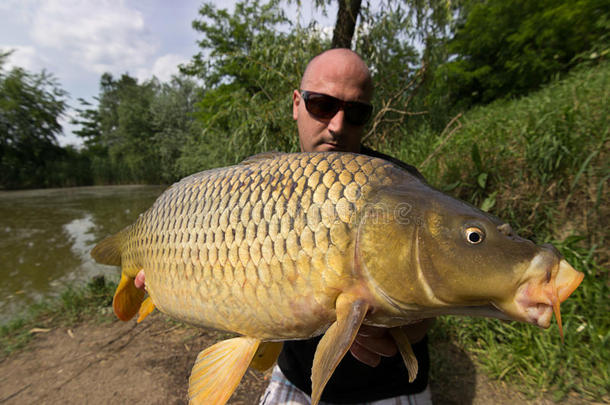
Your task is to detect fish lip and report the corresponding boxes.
[512,256,558,328]
[556,259,584,302]
[514,287,554,328]
[512,257,584,329]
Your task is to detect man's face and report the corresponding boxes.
[293,55,372,153]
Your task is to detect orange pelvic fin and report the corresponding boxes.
[249,341,283,372]
[390,327,419,382]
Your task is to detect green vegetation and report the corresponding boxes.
[2,0,607,188]
[0,51,84,188]
[0,276,117,359]
[432,0,609,108]
[72,73,204,184]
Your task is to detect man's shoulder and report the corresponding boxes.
[359,145,426,181]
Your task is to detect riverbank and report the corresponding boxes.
[0,278,598,404]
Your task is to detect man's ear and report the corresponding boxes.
[292,89,300,121]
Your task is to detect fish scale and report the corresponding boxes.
[115,152,401,339]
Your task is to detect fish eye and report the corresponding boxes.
[465,227,485,244]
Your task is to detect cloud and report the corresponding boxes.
[135,53,189,83]
[1,45,47,72]
[0,0,35,21]
[30,0,157,75]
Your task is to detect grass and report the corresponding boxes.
[380,61,609,401]
[0,276,117,359]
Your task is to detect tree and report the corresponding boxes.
[434,0,609,106]
[179,0,327,171]
[150,75,203,182]
[73,72,204,184]
[94,73,160,183]
[0,51,68,188]
[178,0,464,169]
[331,0,362,48]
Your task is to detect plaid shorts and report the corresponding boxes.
[259,365,433,405]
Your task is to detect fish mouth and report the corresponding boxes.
[511,257,584,339]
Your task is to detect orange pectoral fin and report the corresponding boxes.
[311,293,369,405]
[113,273,145,321]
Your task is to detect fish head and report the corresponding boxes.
[357,184,584,334]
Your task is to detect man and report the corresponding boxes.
[135,48,433,404]
[260,48,433,405]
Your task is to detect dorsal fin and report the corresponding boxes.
[240,151,284,165]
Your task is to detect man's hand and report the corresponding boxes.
[349,319,434,367]
[350,325,397,367]
[135,270,146,290]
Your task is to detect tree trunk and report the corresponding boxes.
[331,0,362,49]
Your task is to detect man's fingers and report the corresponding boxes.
[401,318,434,343]
[349,341,381,367]
[354,333,398,357]
[134,270,146,290]
[355,324,387,338]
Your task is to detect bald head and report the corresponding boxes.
[301,49,373,101]
[293,49,374,153]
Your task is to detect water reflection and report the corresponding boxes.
[0,185,166,321]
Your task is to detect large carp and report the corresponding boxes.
[92,151,583,404]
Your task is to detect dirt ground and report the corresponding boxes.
[0,312,593,405]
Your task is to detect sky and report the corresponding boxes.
[0,0,334,146]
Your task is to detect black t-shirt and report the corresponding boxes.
[277,146,430,403]
[359,145,426,182]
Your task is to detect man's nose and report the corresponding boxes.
[327,109,346,134]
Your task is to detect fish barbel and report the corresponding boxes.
[91,151,584,404]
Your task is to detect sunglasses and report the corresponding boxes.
[300,90,373,126]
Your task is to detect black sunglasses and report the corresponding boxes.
[300,90,373,126]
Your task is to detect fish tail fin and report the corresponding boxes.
[189,337,260,404]
[113,272,145,321]
[91,232,123,266]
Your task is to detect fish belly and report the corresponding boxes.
[118,152,403,339]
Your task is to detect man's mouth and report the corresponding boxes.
[320,142,344,151]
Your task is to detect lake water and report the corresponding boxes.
[0,185,166,322]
